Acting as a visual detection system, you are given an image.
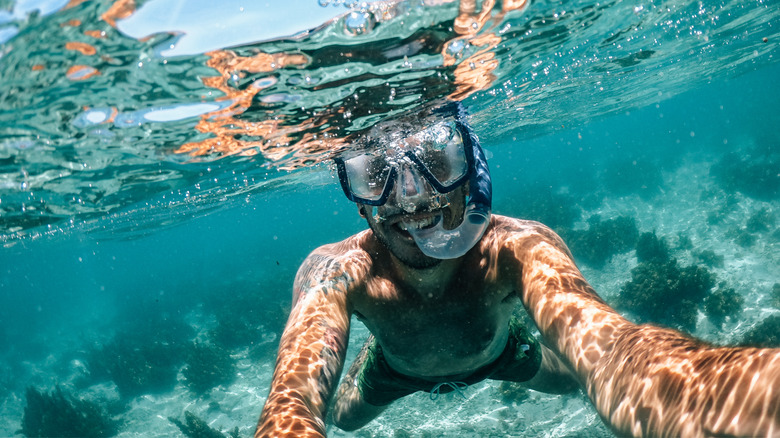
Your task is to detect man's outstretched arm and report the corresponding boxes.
[256,244,370,438]
[493,217,780,437]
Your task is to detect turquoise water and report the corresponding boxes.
[1,0,779,436]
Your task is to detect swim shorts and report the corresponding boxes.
[354,317,542,406]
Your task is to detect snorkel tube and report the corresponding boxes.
[408,106,492,259]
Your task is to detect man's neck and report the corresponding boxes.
[389,254,463,297]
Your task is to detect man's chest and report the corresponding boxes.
[353,276,517,338]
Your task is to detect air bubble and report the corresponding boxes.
[252,76,278,89]
[344,11,375,36]
[447,40,465,57]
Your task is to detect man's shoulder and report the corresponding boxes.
[486,214,571,256]
[294,230,375,291]
[303,229,375,268]
[311,229,372,255]
[489,214,555,234]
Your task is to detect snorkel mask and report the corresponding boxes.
[334,103,492,259]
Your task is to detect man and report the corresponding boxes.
[256,103,780,438]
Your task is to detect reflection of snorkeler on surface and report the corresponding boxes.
[255,102,780,437]
[172,0,528,167]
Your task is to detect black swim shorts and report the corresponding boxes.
[354,317,542,406]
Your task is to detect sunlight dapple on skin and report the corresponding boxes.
[255,218,780,437]
[499,219,780,437]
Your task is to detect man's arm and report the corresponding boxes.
[494,217,780,437]
[255,244,369,438]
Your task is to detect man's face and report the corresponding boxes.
[361,183,467,269]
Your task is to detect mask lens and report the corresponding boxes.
[343,152,392,202]
[338,120,470,205]
[416,124,468,187]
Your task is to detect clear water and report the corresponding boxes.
[0,0,778,436]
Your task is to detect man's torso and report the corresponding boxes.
[347,222,522,379]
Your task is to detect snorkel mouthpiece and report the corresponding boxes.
[408,116,492,259]
[407,203,490,259]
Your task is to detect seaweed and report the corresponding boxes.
[496,381,531,405]
[675,232,693,251]
[746,207,776,233]
[182,342,236,394]
[87,337,182,398]
[20,386,119,437]
[740,315,780,348]
[706,210,724,226]
[712,149,780,200]
[693,249,724,268]
[727,227,757,248]
[169,411,238,438]
[635,231,669,264]
[84,316,193,398]
[564,215,639,268]
[208,297,276,352]
[703,283,744,327]
[617,259,715,333]
[201,276,290,353]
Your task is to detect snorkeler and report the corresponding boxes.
[255,103,780,437]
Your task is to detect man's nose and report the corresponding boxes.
[393,164,433,211]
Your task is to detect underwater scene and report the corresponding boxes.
[0,0,778,436]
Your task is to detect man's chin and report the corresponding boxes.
[392,248,442,269]
[374,226,442,269]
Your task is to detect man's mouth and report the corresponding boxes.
[390,212,442,239]
[397,215,439,231]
